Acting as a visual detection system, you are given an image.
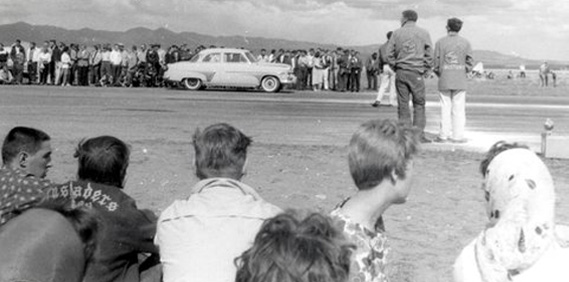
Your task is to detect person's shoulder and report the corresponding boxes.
[453,238,480,282]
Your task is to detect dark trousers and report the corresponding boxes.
[395,69,426,133]
[28,62,37,84]
[348,69,360,92]
[296,67,307,90]
[111,64,122,85]
[39,64,49,84]
[338,69,349,91]
[78,66,89,86]
[90,64,101,85]
[305,67,313,89]
[12,63,24,84]
[367,70,378,90]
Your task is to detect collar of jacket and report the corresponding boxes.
[403,21,417,28]
[191,177,262,200]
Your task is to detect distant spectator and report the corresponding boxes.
[77,44,90,86]
[156,123,282,282]
[331,119,420,282]
[539,61,550,87]
[373,31,397,107]
[110,44,122,86]
[0,43,8,69]
[0,64,14,84]
[38,45,52,85]
[365,52,379,90]
[60,46,72,86]
[10,39,26,84]
[519,64,526,78]
[27,42,40,84]
[348,50,362,92]
[89,44,102,85]
[257,48,269,63]
[235,211,354,282]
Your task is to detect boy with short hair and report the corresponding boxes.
[156,123,282,282]
[45,135,158,282]
[0,126,53,225]
[331,119,420,282]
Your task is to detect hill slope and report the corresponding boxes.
[0,22,565,69]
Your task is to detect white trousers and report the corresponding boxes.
[439,90,466,140]
[375,65,397,105]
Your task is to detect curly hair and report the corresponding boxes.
[235,211,354,282]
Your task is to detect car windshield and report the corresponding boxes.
[244,51,257,63]
[189,54,200,62]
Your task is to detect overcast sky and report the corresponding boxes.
[1,0,567,61]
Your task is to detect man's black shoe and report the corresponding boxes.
[371,101,380,107]
[420,136,432,143]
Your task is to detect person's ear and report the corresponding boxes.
[17,152,29,169]
[390,169,398,185]
[241,157,249,177]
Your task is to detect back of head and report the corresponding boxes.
[0,206,99,282]
[193,123,252,180]
[386,31,393,40]
[402,10,418,22]
[75,136,130,188]
[348,119,419,190]
[2,126,50,166]
[235,211,353,282]
[447,17,463,32]
[474,142,557,281]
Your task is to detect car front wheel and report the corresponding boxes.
[183,78,202,91]
[260,76,281,93]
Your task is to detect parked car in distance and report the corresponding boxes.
[163,48,296,93]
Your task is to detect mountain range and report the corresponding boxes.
[0,22,566,69]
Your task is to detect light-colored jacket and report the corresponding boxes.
[156,178,282,282]
[433,32,473,91]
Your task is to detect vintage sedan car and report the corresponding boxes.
[164,48,296,92]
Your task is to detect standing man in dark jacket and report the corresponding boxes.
[433,18,473,144]
[387,10,433,143]
[10,39,26,84]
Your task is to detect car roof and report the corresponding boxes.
[199,48,249,54]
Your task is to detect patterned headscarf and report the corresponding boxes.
[474,148,557,282]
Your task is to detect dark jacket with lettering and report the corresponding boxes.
[46,180,158,282]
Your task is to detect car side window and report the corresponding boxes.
[225,53,247,63]
[203,53,221,63]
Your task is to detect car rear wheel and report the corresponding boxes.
[183,78,202,91]
[260,76,281,93]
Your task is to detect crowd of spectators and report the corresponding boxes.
[0,38,379,92]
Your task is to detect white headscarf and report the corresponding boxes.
[474,148,558,282]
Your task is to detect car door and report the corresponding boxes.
[219,52,258,87]
[200,52,223,85]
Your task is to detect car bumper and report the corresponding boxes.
[279,74,297,85]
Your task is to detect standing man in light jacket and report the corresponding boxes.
[156,123,282,282]
[433,18,474,144]
[387,10,433,143]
